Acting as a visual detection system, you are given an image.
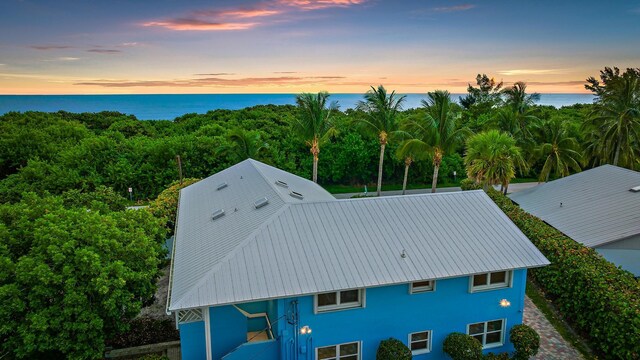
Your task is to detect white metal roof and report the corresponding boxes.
[509,165,640,248]
[168,160,548,311]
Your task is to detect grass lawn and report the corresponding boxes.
[526,279,595,360]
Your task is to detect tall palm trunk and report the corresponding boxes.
[613,131,622,166]
[376,132,387,196]
[311,137,319,183]
[431,148,442,193]
[402,157,412,195]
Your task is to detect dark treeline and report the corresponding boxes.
[1,73,633,203]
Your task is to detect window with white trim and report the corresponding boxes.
[410,280,435,293]
[408,330,432,355]
[317,341,360,360]
[470,270,511,291]
[467,319,505,349]
[315,289,364,313]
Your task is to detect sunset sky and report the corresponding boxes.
[1,0,639,95]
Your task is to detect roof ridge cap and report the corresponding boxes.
[170,203,292,311]
[247,159,291,203]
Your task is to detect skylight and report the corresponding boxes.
[275,180,289,188]
[217,182,228,190]
[254,197,269,209]
[630,185,640,193]
[212,209,225,220]
[289,190,304,200]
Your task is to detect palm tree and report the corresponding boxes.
[495,82,541,149]
[399,91,469,193]
[464,130,527,194]
[216,128,268,162]
[583,67,640,167]
[395,144,415,195]
[355,85,407,196]
[292,92,338,183]
[535,119,582,182]
[502,81,540,114]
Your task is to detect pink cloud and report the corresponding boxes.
[143,20,258,31]
[87,49,122,54]
[432,4,476,12]
[278,0,366,10]
[142,0,365,32]
[74,75,349,87]
[194,8,281,19]
[30,45,74,50]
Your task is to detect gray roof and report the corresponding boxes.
[509,165,640,248]
[168,159,548,311]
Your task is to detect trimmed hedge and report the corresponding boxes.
[487,189,640,360]
[376,338,412,360]
[509,324,540,360]
[443,332,483,360]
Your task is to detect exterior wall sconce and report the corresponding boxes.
[300,325,312,335]
[499,299,511,308]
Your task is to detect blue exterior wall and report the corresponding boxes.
[222,340,280,360]
[181,269,528,360]
[279,269,527,360]
[210,305,248,360]
[179,320,207,360]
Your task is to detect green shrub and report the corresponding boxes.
[460,178,482,191]
[138,355,169,360]
[487,189,640,359]
[443,333,483,360]
[376,338,412,360]
[509,324,540,360]
[483,353,510,360]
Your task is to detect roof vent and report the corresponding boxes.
[254,197,269,209]
[630,185,640,193]
[289,190,304,200]
[275,180,289,188]
[212,209,225,220]
[217,182,228,190]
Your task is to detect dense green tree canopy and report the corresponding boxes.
[0,194,166,359]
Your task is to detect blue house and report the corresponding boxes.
[166,159,549,360]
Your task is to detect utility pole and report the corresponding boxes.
[176,155,183,185]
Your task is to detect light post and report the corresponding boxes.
[128,187,133,202]
[453,171,457,183]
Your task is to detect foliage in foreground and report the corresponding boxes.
[443,332,483,360]
[376,338,412,360]
[487,189,640,360]
[106,317,179,350]
[509,324,540,360]
[147,178,201,233]
[0,193,167,359]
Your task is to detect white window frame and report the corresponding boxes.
[314,289,365,313]
[469,270,513,292]
[409,280,436,294]
[466,319,506,349]
[408,330,432,355]
[316,341,361,360]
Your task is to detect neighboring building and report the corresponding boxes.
[167,159,549,360]
[510,164,640,276]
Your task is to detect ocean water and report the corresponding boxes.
[0,93,595,121]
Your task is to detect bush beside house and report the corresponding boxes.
[376,338,412,360]
[443,333,483,360]
[443,324,539,360]
[486,189,640,360]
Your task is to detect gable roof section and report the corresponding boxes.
[509,165,640,248]
[169,170,549,310]
[169,159,335,308]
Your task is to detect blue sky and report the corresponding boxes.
[0,0,638,94]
